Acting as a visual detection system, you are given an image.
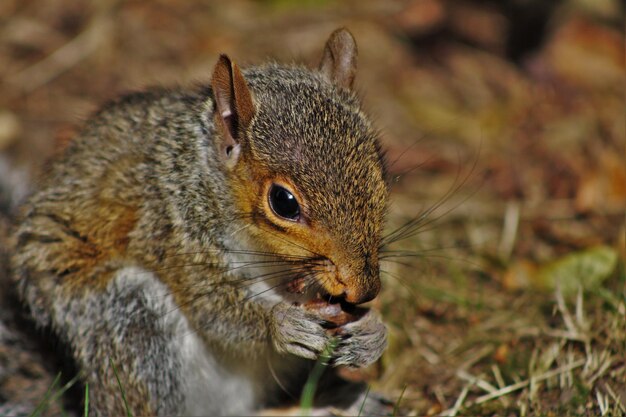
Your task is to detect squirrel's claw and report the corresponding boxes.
[332,310,388,368]
[270,302,387,367]
[270,302,331,360]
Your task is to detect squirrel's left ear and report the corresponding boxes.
[211,54,254,169]
[319,28,358,90]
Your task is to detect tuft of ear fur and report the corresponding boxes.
[319,28,358,90]
[211,54,255,168]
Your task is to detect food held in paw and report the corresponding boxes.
[304,298,368,330]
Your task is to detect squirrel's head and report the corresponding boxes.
[210,29,387,305]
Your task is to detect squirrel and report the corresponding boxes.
[11,28,391,416]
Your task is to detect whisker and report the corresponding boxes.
[243,274,305,301]
[266,353,297,399]
[384,135,429,178]
[262,229,323,258]
[381,147,482,246]
[380,253,481,269]
[144,261,319,293]
[154,261,324,319]
[161,249,314,261]
[231,212,325,258]
[379,244,470,259]
[380,269,419,299]
[234,266,319,291]
[228,222,251,238]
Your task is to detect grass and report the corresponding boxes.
[27,361,135,417]
[83,383,89,417]
[393,385,407,416]
[110,358,133,417]
[374,158,626,416]
[377,252,625,416]
[28,372,61,417]
[358,385,371,417]
[31,362,130,417]
[28,372,83,417]
[300,337,339,415]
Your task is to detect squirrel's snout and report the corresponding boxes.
[342,275,381,304]
[331,254,381,304]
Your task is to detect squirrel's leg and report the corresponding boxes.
[21,266,188,415]
[19,266,259,416]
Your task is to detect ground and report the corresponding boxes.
[0,0,624,415]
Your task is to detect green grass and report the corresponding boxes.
[29,372,61,417]
[300,337,339,415]
[392,385,407,416]
[384,275,626,416]
[110,358,133,417]
[358,385,370,417]
[29,372,82,417]
[84,383,89,417]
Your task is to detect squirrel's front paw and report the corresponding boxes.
[332,309,387,368]
[270,303,331,360]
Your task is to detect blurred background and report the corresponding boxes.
[0,0,624,415]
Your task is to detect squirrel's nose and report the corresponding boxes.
[336,253,381,304]
[343,277,380,304]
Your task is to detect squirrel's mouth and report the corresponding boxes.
[284,275,368,329]
[283,275,352,307]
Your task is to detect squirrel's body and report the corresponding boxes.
[12,30,390,415]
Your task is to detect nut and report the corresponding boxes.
[304,299,368,331]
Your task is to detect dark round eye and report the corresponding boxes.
[268,184,300,221]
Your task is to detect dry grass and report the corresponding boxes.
[376,205,625,416]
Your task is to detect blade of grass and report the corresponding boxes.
[300,337,338,416]
[440,381,471,417]
[393,385,407,416]
[474,359,585,405]
[84,383,89,417]
[358,385,371,417]
[49,372,82,417]
[48,372,82,405]
[29,372,62,417]
[110,358,133,417]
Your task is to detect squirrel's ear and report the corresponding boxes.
[211,54,254,168]
[319,28,358,90]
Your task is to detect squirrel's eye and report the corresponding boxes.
[268,184,300,221]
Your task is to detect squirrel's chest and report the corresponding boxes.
[128,268,262,416]
[175,326,258,415]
